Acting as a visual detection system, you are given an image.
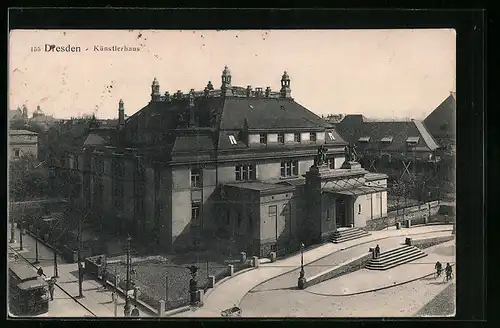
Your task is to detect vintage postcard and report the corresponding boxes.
[8,29,456,318]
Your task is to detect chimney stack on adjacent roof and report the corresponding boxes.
[164,91,170,102]
[151,78,160,102]
[280,71,292,98]
[118,99,125,129]
[207,81,214,90]
[175,90,183,99]
[255,87,263,97]
[246,85,252,97]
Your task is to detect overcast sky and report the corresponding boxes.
[9,29,455,120]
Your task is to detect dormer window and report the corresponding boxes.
[310,132,317,142]
[327,132,335,141]
[381,136,393,143]
[259,133,267,144]
[228,135,237,145]
[358,136,370,143]
[406,137,420,144]
[278,133,284,143]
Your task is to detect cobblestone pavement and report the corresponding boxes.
[238,241,456,317]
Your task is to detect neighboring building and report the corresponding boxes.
[9,106,29,129]
[424,92,456,153]
[9,130,38,160]
[335,115,443,196]
[424,92,456,195]
[85,67,388,256]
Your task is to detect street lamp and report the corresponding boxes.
[19,220,24,251]
[124,235,132,317]
[298,242,306,289]
[34,226,40,264]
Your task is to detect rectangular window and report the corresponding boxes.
[310,132,317,142]
[268,205,277,217]
[294,133,301,142]
[235,164,255,181]
[358,204,362,214]
[277,133,284,143]
[228,135,237,145]
[14,149,20,157]
[327,157,335,169]
[191,203,201,225]
[190,168,202,188]
[259,133,267,144]
[280,160,299,177]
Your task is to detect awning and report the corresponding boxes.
[324,186,387,196]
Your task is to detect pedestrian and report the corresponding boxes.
[37,267,44,277]
[375,244,381,258]
[434,261,442,278]
[445,263,453,282]
[48,278,56,300]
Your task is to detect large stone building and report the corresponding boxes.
[9,130,38,160]
[83,67,388,256]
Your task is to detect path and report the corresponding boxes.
[173,225,453,317]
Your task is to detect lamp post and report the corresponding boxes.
[298,242,306,289]
[124,235,132,317]
[34,226,40,264]
[53,248,59,277]
[19,220,24,251]
[428,191,432,219]
[187,265,199,306]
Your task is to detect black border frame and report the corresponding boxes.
[5,6,488,327]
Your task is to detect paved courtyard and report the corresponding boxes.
[239,240,456,317]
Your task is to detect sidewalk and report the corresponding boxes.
[174,225,453,317]
[8,228,151,318]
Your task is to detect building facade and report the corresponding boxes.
[9,130,38,160]
[85,67,388,256]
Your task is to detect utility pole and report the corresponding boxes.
[124,235,132,316]
[53,248,59,277]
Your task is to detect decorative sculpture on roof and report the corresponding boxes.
[315,145,328,166]
[345,144,359,162]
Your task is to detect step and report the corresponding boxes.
[332,232,371,243]
[332,228,367,238]
[332,233,371,244]
[375,245,414,259]
[366,253,428,270]
[368,249,424,267]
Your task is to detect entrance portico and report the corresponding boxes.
[304,161,388,244]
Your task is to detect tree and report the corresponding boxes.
[9,154,49,201]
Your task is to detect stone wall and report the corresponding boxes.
[303,253,372,288]
[412,235,455,249]
[365,200,440,231]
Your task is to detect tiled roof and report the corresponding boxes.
[83,133,106,146]
[423,93,456,139]
[336,115,440,152]
[220,97,331,130]
[172,134,215,153]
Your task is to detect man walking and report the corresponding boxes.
[375,244,381,258]
[48,277,56,301]
[445,263,453,282]
[434,261,442,278]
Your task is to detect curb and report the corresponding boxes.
[235,228,452,307]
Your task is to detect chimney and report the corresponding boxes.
[265,87,271,98]
[189,89,196,127]
[164,91,170,102]
[118,99,125,129]
[175,90,183,99]
[246,85,252,97]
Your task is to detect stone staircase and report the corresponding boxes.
[330,227,371,244]
[365,245,427,271]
